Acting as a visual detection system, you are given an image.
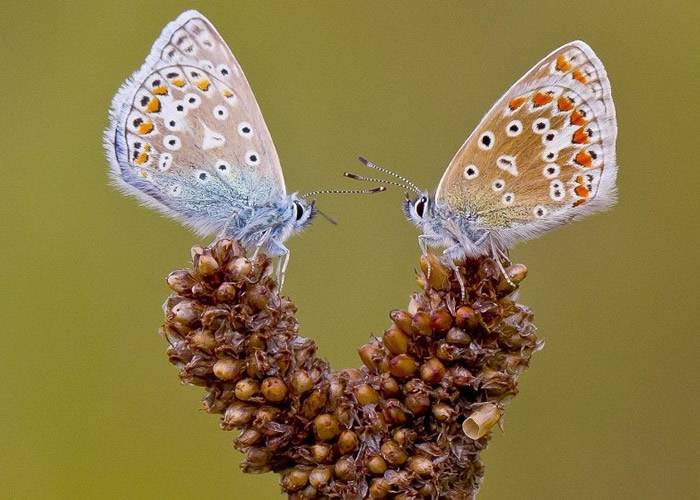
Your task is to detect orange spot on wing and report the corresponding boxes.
[557,96,574,112]
[223,88,234,97]
[574,151,593,168]
[532,91,553,107]
[572,127,589,144]
[555,55,571,72]
[153,85,169,96]
[196,79,210,91]
[172,78,186,87]
[508,96,527,111]
[573,198,586,207]
[135,152,149,165]
[146,97,161,113]
[570,109,587,126]
[137,122,154,135]
[574,185,589,197]
[572,69,587,84]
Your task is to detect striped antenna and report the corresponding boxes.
[357,156,421,194]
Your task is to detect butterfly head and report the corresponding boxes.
[403,192,434,229]
[289,194,317,231]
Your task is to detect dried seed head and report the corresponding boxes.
[432,402,453,422]
[383,326,409,354]
[246,284,270,310]
[389,309,413,334]
[455,305,480,330]
[234,378,259,401]
[282,468,310,492]
[389,354,418,379]
[356,384,380,406]
[225,256,252,280]
[310,443,332,463]
[404,392,431,415]
[358,343,382,373]
[392,427,416,447]
[408,455,434,477]
[308,466,332,488]
[236,428,262,447]
[498,263,528,291]
[222,402,255,428]
[446,327,471,345]
[463,403,502,440]
[365,454,388,475]
[301,389,328,418]
[411,311,432,336]
[189,329,216,351]
[261,377,288,402]
[196,253,220,277]
[380,375,401,397]
[166,271,196,294]
[369,478,391,499]
[291,369,314,394]
[213,358,244,381]
[334,456,355,481]
[171,300,200,325]
[337,430,359,454]
[420,357,446,384]
[313,414,340,441]
[419,252,450,290]
[383,399,408,424]
[214,282,237,302]
[431,308,453,333]
[380,439,408,466]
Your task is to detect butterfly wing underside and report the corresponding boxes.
[105,10,285,236]
[435,41,617,244]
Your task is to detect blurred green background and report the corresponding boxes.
[1,1,698,498]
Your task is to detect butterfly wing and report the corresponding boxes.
[104,10,285,236]
[435,41,617,245]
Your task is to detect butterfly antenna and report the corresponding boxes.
[317,209,338,225]
[302,186,386,197]
[343,171,414,191]
[357,156,421,194]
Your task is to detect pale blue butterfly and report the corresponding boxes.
[104,10,382,285]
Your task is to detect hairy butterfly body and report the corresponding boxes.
[354,41,617,280]
[105,10,329,284]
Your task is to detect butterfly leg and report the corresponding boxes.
[443,244,466,301]
[489,236,514,287]
[418,235,433,278]
[275,244,291,291]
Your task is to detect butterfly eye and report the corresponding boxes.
[293,201,305,221]
[415,197,428,218]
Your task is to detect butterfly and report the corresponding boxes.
[104,10,382,286]
[348,41,617,285]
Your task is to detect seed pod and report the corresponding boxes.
[405,392,431,415]
[311,443,332,463]
[463,403,501,440]
[383,326,409,354]
[313,414,340,441]
[283,468,310,492]
[392,428,416,447]
[449,365,475,387]
[411,311,432,336]
[222,402,255,428]
[171,300,200,325]
[369,478,390,499]
[236,428,262,447]
[430,308,453,333]
[435,340,462,362]
[214,282,237,302]
[408,455,433,477]
[196,253,220,277]
[420,358,446,384]
[358,343,382,373]
[383,399,408,424]
[389,354,418,379]
[246,284,270,309]
[380,375,401,398]
[365,454,387,475]
[302,388,328,418]
[356,384,380,406]
[419,252,450,290]
[225,256,252,280]
[308,466,332,489]
[455,305,480,330]
[291,369,314,394]
[334,456,355,481]
[261,377,288,402]
[337,430,359,454]
[234,378,259,401]
[380,439,408,466]
[418,482,435,497]
[432,402,453,422]
[167,271,196,294]
[497,263,528,291]
[190,329,216,351]
[389,309,413,334]
[213,358,244,381]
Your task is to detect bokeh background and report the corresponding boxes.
[2,1,698,498]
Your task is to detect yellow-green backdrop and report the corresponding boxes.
[1,1,697,498]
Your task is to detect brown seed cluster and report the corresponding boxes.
[161,240,540,499]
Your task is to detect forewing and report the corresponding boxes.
[435,41,617,238]
[104,10,285,236]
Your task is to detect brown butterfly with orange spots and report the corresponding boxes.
[349,41,617,282]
